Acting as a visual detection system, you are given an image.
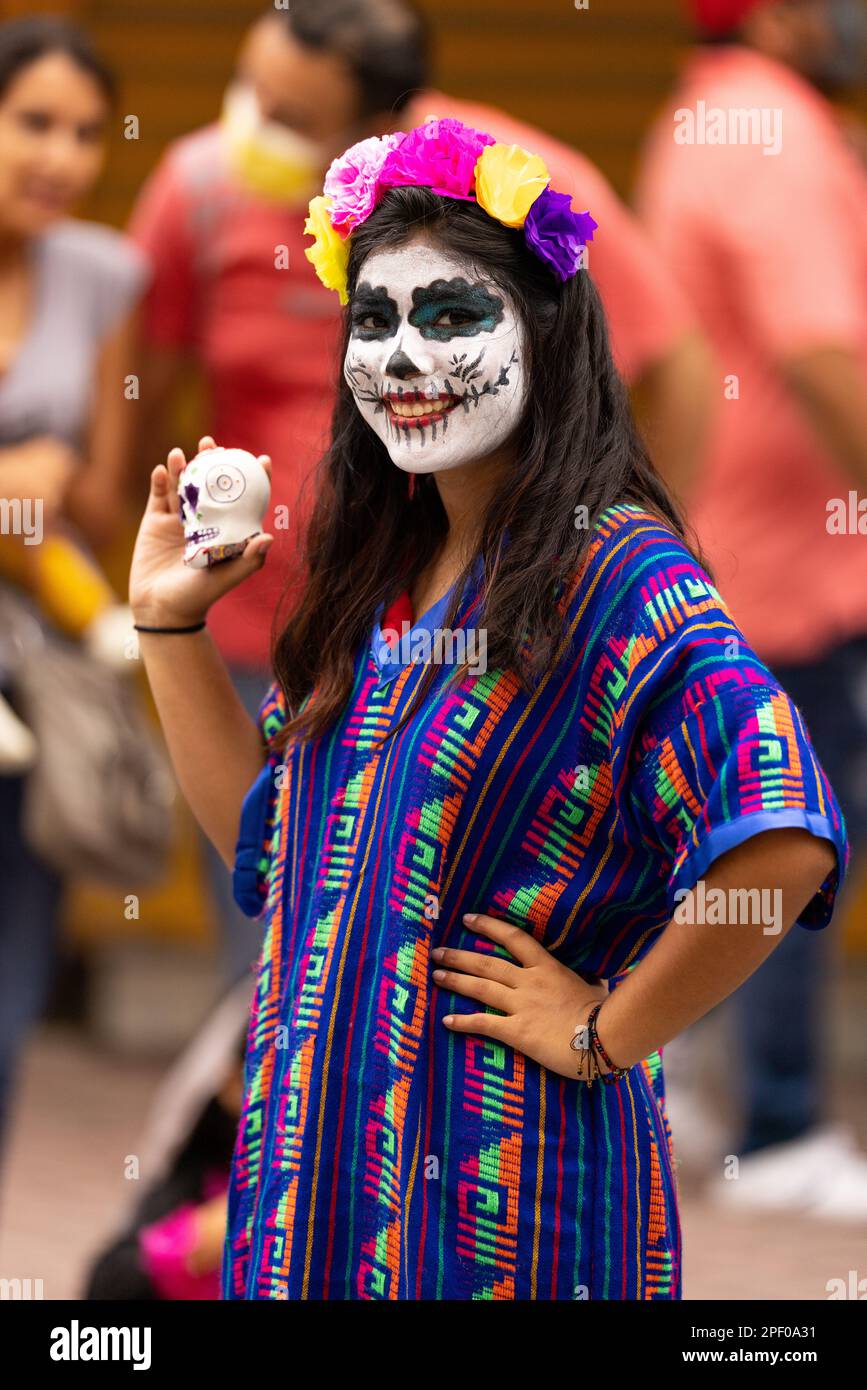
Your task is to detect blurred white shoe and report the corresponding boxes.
[0,689,37,772]
[705,1123,867,1221]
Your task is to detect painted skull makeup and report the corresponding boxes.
[343,244,527,472]
[178,447,270,568]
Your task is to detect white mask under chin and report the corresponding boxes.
[343,244,528,473]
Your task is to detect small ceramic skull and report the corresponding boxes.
[178,447,270,569]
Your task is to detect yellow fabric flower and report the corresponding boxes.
[474,143,550,228]
[303,195,350,305]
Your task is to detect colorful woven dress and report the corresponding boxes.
[224,503,847,1300]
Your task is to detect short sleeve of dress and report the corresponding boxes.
[596,509,849,931]
[232,680,289,920]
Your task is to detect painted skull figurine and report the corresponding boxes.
[178,447,270,569]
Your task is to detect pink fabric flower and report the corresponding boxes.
[323,133,405,236]
[379,118,496,202]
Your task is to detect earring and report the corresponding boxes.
[408,473,416,500]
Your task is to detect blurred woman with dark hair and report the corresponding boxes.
[130,120,845,1299]
[0,16,147,1157]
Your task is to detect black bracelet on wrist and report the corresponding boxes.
[133,621,207,634]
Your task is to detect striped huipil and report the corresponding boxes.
[223,503,847,1300]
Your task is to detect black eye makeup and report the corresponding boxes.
[409,278,504,340]
[349,283,399,340]
[350,275,507,344]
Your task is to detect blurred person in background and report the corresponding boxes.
[0,18,146,1166]
[636,0,867,1215]
[129,0,713,989]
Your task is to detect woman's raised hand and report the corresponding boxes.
[129,436,274,628]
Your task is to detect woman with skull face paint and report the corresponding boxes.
[132,120,848,1299]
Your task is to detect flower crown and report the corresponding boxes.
[303,117,598,306]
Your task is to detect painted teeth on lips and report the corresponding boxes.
[384,392,459,422]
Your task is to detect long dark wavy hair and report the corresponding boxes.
[269,184,701,754]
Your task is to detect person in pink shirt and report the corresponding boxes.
[636,0,867,1216]
[129,0,712,987]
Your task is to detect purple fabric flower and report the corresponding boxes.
[323,133,405,235]
[523,188,598,282]
[378,118,496,202]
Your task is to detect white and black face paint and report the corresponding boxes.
[343,244,527,472]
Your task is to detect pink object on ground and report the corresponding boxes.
[138,1170,228,1300]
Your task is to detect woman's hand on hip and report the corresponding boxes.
[432,913,611,1082]
[129,435,274,628]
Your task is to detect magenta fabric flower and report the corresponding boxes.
[323,133,405,235]
[378,118,496,202]
[523,188,598,281]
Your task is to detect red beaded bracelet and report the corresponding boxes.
[587,1002,630,1084]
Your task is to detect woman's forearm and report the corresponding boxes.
[596,827,839,1069]
[137,627,267,869]
[0,437,78,515]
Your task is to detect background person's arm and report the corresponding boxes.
[0,436,77,519]
[0,439,78,591]
[781,345,867,489]
[630,325,716,500]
